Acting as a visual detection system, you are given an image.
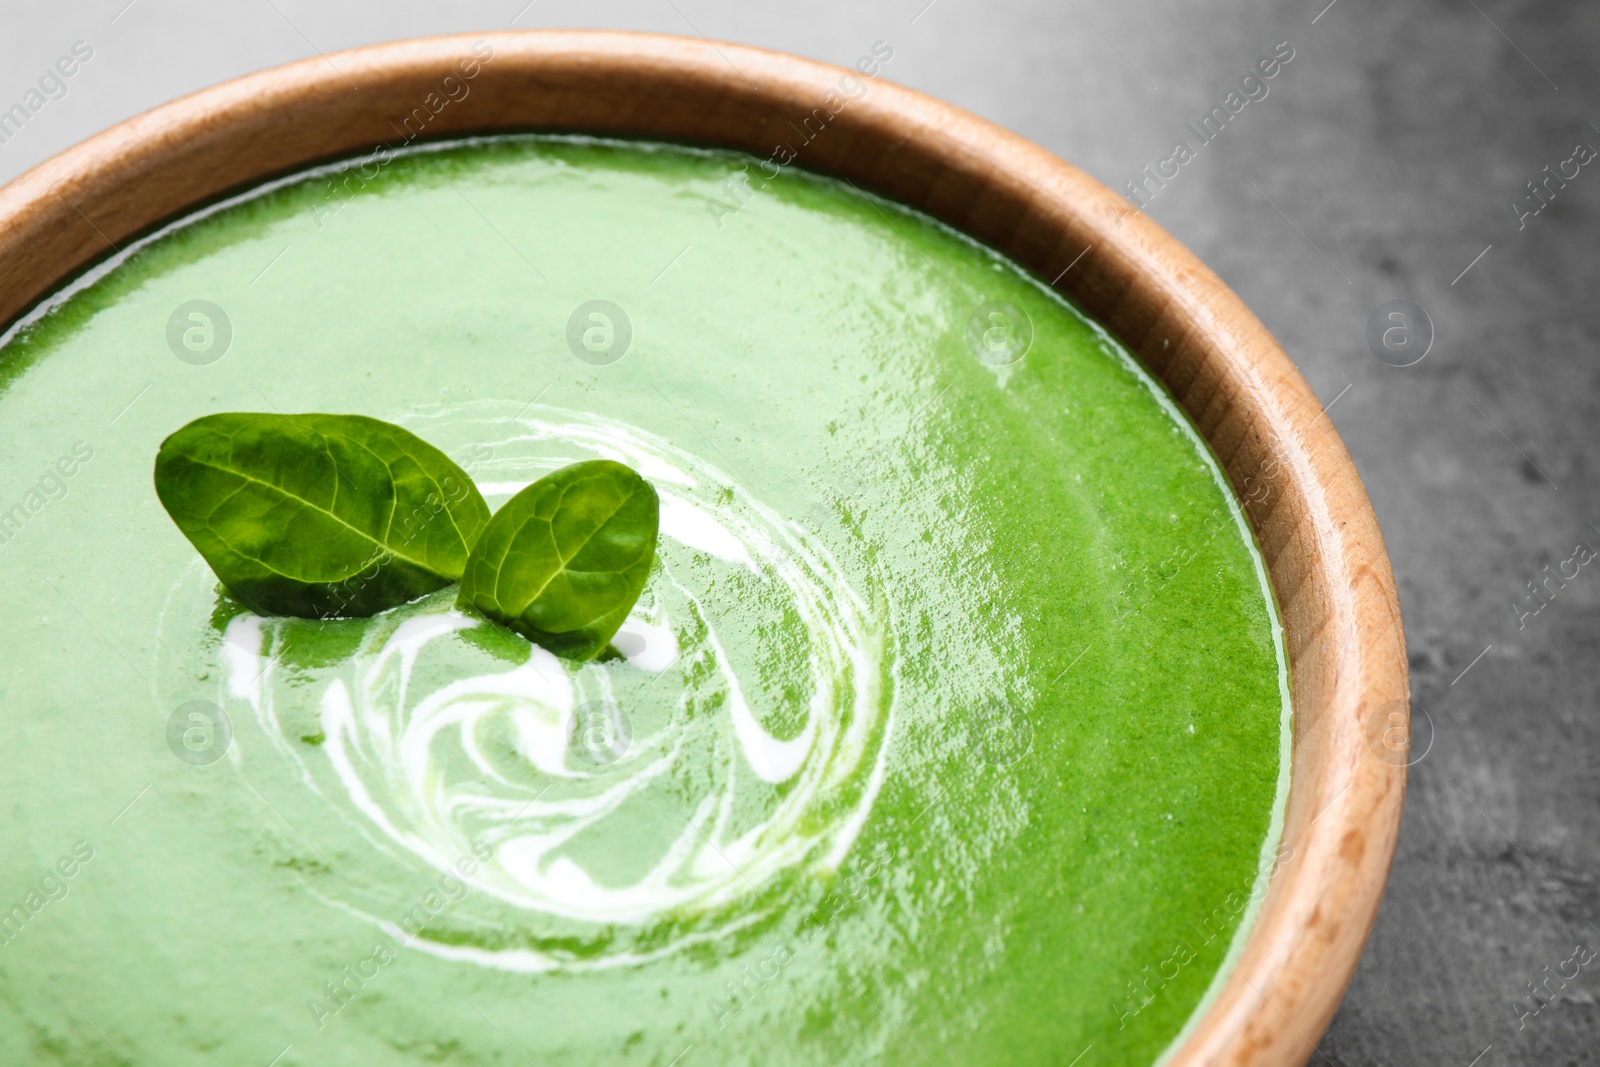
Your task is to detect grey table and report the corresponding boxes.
[2,2,1595,1064]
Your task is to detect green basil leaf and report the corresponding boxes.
[154,412,491,619]
[457,459,659,661]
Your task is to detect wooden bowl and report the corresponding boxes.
[0,31,1407,1066]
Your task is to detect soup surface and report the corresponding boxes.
[0,136,1289,1066]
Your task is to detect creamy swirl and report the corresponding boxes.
[186,402,894,971]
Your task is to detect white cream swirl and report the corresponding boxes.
[211,402,894,971]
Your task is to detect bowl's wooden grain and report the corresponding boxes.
[0,31,1407,1066]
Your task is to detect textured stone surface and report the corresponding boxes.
[2,1,1595,1063]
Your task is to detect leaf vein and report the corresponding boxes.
[180,455,440,573]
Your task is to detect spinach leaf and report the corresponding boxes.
[457,460,659,661]
[155,412,490,618]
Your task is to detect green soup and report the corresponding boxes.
[0,136,1289,1066]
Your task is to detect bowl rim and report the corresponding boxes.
[0,30,1407,1066]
